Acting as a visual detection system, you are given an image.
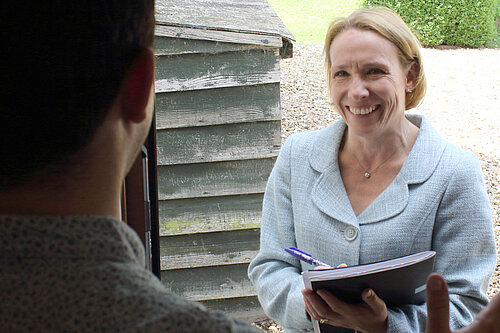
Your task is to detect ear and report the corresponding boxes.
[120,48,154,123]
[405,61,418,91]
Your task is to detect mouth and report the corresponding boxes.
[346,105,380,115]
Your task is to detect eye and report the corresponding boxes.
[367,68,385,75]
[333,70,349,78]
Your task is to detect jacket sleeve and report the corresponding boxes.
[248,136,313,330]
[387,150,496,332]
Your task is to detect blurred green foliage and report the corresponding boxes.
[362,0,497,47]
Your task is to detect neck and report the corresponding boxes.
[0,86,153,219]
[0,152,125,219]
[343,117,419,167]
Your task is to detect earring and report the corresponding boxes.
[406,87,412,93]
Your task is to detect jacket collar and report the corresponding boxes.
[310,114,447,225]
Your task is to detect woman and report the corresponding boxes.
[248,7,496,333]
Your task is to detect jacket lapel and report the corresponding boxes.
[309,120,359,226]
[310,114,446,226]
[312,163,359,226]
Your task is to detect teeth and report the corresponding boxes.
[349,105,376,115]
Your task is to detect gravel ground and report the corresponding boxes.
[254,44,500,331]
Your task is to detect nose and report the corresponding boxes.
[348,76,369,100]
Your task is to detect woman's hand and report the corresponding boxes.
[302,287,388,333]
[313,263,347,271]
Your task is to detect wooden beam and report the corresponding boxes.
[155,25,282,48]
[157,157,276,200]
[159,193,263,235]
[160,228,260,269]
[155,84,281,129]
[154,48,280,93]
[161,263,257,301]
[156,121,281,165]
[200,296,266,323]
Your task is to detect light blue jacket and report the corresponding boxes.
[248,114,496,332]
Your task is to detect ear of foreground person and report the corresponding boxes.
[426,274,500,333]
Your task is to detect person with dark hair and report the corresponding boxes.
[0,1,258,332]
[248,7,495,332]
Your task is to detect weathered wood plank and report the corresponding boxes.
[156,121,281,165]
[155,48,280,93]
[200,296,265,323]
[154,36,269,56]
[155,0,294,42]
[159,193,263,235]
[155,84,281,129]
[160,228,260,270]
[155,25,282,49]
[161,263,256,301]
[157,158,276,200]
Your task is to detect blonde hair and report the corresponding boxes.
[324,7,426,110]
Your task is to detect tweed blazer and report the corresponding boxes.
[248,114,496,333]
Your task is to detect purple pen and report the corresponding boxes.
[285,247,331,267]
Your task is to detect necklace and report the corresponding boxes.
[351,141,405,179]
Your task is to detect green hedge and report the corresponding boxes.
[361,0,496,47]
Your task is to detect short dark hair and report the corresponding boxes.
[1,1,155,188]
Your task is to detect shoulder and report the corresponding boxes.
[280,119,345,165]
[441,143,483,186]
[416,114,478,165]
[405,114,482,183]
[129,278,259,332]
[103,264,258,332]
[444,144,480,166]
[284,120,344,147]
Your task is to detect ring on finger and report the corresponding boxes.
[319,318,328,324]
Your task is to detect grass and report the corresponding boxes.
[268,0,360,44]
[269,0,499,48]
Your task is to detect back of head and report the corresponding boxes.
[324,7,426,110]
[1,1,154,189]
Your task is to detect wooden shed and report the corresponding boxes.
[154,0,294,322]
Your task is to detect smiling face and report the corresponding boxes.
[329,28,414,137]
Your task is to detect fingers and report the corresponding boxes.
[313,265,333,271]
[426,274,500,333]
[315,288,388,332]
[425,274,451,333]
[313,263,347,271]
[316,289,349,314]
[303,297,316,319]
[302,289,341,323]
[462,292,500,333]
[302,289,326,320]
[361,288,388,321]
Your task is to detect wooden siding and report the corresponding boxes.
[160,228,260,270]
[160,262,264,322]
[157,158,275,200]
[159,193,263,235]
[200,296,263,323]
[155,25,283,49]
[153,1,292,321]
[156,84,281,129]
[156,121,281,165]
[155,0,294,42]
[161,263,256,301]
[155,35,276,56]
[155,48,280,93]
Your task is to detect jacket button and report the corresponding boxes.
[344,226,358,241]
